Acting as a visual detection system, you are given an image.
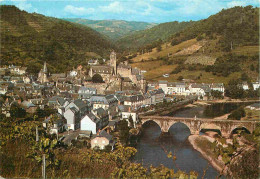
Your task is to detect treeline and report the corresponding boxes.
[116,21,195,50]
[0,5,115,73]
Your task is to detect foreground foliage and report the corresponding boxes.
[0,116,197,178]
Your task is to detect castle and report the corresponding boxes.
[89,51,146,92]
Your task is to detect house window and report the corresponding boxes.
[102,140,105,144]
[94,140,97,143]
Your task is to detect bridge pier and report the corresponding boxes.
[190,131,200,135]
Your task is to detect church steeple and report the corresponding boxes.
[43,61,47,73]
[110,51,117,75]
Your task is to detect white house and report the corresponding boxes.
[167,82,187,95]
[242,82,249,90]
[118,105,137,128]
[64,107,80,130]
[252,82,260,90]
[81,113,101,134]
[210,83,225,94]
[158,81,168,94]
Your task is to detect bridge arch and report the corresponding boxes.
[166,121,192,134]
[168,121,191,133]
[141,119,162,132]
[199,123,222,136]
[231,126,251,135]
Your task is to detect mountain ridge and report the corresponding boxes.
[63,18,157,40]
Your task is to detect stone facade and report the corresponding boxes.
[89,51,146,92]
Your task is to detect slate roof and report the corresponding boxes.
[98,130,112,141]
[86,112,100,123]
[78,86,96,94]
[21,101,36,108]
[118,105,132,112]
[74,99,88,109]
[91,65,112,74]
[94,107,108,118]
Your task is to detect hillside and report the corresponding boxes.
[116,21,195,50]
[128,6,259,83]
[0,5,115,73]
[169,6,259,52]
[63,18,156,40]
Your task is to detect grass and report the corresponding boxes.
[131,39,198,62]
[244,108,260,121]
[129,39,259,83]
[131,59,245,83]
[232,46,259,56]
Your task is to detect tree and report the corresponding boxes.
[241,72,249,81]
[225,79,244,99]
[250,64,255,71]
[177,76,183,81]
[128,115,134,128]
[211,90,224,99]
[228,107,246,120]
[92,74,104,83]
[118,119,130,146]
[10,103,26,118]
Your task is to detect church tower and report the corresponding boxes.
[38,61,49,83]
[110,51,117,75]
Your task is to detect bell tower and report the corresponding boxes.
[110,50,117,75]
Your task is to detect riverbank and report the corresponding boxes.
[188,135,225,175]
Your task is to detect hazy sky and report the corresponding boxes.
[1,0,259,23]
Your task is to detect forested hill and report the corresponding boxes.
[0,5,115,73]
[116,21,195,50]
[169,5,259,51]
[63,18,156,40]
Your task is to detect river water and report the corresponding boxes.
[134,104,238,178]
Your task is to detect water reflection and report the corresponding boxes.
[134,121,220,178]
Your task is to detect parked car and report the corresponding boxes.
[163,74,169,77]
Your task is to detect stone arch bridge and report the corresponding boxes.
[140,116,259,138]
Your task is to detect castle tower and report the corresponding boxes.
[110,51,117,75]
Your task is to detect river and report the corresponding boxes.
[133,103,248,178]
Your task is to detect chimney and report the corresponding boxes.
[97,129,101,136]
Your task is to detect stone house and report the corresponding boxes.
[42,114,66,134]
[124,95,145,109]
[78,86,97,99]
[21,100,37,114]
[148,88,165,104]
[118,105,137,127]
[91,130,115,150]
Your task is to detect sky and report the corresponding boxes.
[1,0,259,23]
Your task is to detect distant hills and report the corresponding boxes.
[0,5,259,78]
[63,18,156,40]
[117,6,258,52]
[0,5,115,73]
[116,21,195,50]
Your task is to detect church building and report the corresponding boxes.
[38,61,49,83]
